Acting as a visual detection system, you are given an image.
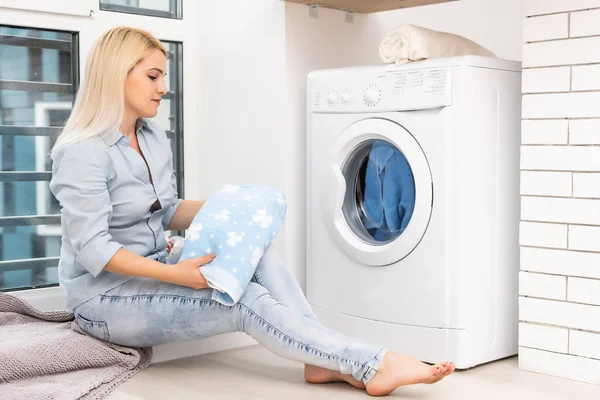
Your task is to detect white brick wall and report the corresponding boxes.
[519,322,568,353]
[523,37,600,67]
[519,347,600,385]
[523,13,568,42]
[568,225,600,252]
[568,277,600,306]
[519,222,567,248]
[522,92,600,118]
[525,0,600,16]
[569,119,600,144]
[521,120,568,144]
[573,173,600,197]
[570,330,600,359]
[519,271,566,299]
[522,67,570,93]
[572,65,600,91]
[520,297,600,332]
[570,9,600,37]
[521,171,571,196]
[520,0,600,384]
[521,197,600,225]
[520,146,600,171]
[521,247,600,279]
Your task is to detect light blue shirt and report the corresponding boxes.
[49,119,181,310]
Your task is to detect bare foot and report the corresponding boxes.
[304,364,366,390]
[365,352,454,396]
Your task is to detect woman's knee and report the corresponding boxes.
[254,246,284,278]
[238,282,272,309]
[235,282,276,332]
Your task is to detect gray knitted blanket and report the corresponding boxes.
[0,293,152,400]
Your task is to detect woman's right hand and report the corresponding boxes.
[174,254,216,290]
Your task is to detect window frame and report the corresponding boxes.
[163,40,185,202]
[99,0,183,20]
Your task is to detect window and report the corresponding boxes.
[0,25,78,291]
[155,40,185,237]
[100,0,182,19]
[0,29,185,292]
[0,2,194,296]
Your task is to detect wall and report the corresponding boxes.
[283,4,370,290]
[365,0,524,63]
[519,0,600,384]
[196,0,287,197]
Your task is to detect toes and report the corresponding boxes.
[432,364,446,376]
[442,362,456,376]
[428,362,454,384]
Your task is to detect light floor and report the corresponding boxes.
[109,345,600,400]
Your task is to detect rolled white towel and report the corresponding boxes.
[379,24,496,65]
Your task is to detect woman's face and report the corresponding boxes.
[124,49,167,119]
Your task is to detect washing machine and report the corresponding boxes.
[306,56,522,369]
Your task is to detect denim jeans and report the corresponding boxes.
[73,247,387,384]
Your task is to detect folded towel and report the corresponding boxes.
[180,185,287,306]
[379,24,495,65]
[363,140,415,242]
[0,293,151,400]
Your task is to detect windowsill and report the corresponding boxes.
[10,286,256,364]
[11,286,66,310]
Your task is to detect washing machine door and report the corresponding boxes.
[322,118,432,266]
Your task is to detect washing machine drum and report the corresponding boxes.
[321,118,433,266]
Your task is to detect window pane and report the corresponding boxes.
[100,0,182,19]
[157,41,184,238]
[0,25,77,292]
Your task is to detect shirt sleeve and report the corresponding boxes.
[49,144,123,277]
[161,153,182,230]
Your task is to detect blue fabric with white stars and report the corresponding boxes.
[180,184,287,305]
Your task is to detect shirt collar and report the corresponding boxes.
[101,118,149,147]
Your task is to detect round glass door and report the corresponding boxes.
[342,139,416,246]
[321,118,432,266]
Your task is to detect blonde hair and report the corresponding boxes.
[52,26,167,153]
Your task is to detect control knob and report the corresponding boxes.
[364,86,381,106]
[327,92,340,104]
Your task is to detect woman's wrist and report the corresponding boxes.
[138,260,181,285]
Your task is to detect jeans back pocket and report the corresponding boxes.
[75,314,110,341]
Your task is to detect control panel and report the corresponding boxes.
[311,66,452,113]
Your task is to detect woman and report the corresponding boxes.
[49,26,454,397]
